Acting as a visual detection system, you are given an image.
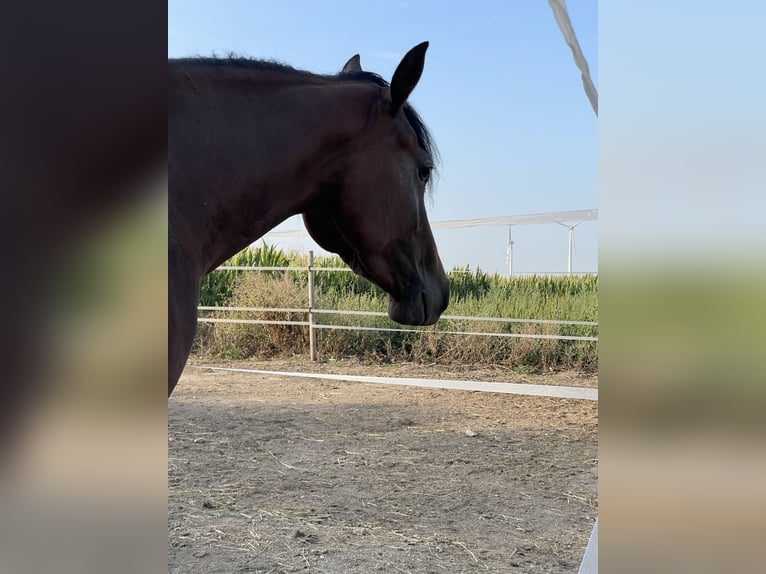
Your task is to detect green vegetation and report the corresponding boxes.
[199,242,291,307]
[195,245,598,372]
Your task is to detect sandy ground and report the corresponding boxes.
[169,357,598,573]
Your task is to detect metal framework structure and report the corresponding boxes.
[264,209,598,276]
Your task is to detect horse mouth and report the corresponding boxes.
[388,289,442,326]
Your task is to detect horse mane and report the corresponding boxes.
[171,54,310,76]
[170,54,440,174]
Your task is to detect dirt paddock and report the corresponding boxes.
[169,358,598,573]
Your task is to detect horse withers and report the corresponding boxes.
[168,42,449,394]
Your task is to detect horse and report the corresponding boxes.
[168,42,450,395]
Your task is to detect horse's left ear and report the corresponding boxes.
[390,41,429,115]
[341,54,362,73]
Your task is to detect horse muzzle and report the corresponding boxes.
[387,274,449,326]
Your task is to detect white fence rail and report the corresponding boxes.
[197,252,598,359]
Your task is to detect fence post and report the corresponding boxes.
[308,250,317,361]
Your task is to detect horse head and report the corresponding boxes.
[303,42,449,326]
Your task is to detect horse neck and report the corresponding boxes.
[170,70,377,276]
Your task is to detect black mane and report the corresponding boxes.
[170,55,439,167]
[171,54,309,76]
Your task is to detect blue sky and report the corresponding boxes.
[168,1,598,274]
[599,1,766,265]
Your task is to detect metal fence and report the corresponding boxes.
[197,252,598,360]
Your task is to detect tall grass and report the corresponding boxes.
[195,246,598,371]
[199,242,291,307]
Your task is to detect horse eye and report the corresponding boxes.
[418,167,432,182]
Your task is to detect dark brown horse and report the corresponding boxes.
[168,42,450,394]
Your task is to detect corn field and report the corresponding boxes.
[195,244,598,372]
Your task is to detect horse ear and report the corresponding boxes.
[341,54,362,73]
[390,41,429,115]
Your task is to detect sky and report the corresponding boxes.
[598,0,766,265]
[168,0,598,275]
